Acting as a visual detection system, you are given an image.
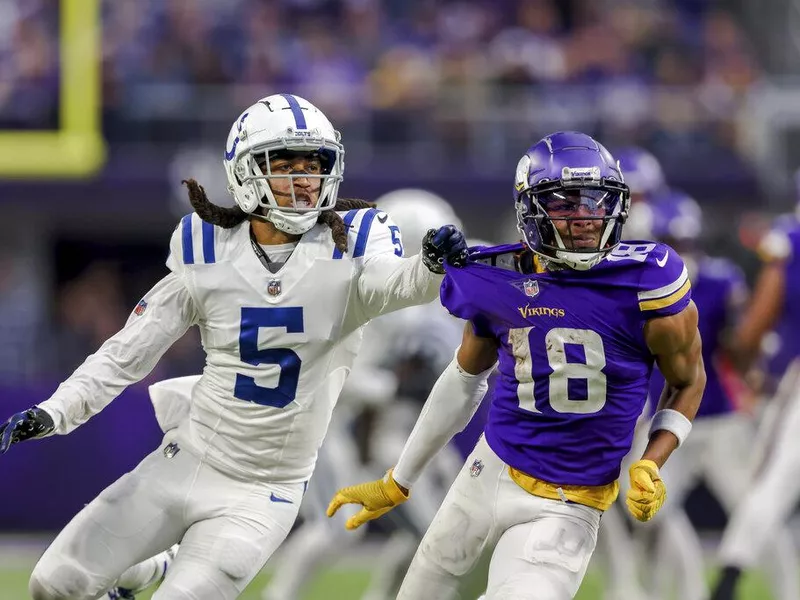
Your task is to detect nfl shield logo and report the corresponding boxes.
[163,442,180,459]
[469,459,484,478]
[133,299,148,316]
[523,280,539,297]
[267,280,282,296]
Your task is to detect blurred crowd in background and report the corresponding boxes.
[0,0,796,388]
[2,0,763,171]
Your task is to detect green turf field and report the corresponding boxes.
[0,566,775,599]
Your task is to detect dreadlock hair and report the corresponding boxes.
[318,197,376,254]
[182,179,375,255]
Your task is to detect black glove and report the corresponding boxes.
[0,407,54,454]
[421,225,468,274]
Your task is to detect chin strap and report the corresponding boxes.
[265,209,319,235]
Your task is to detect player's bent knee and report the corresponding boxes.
[418,535,484,578]
[418,504,491,577]
[213,535,263,580]
[155,573,237,600]
[489,572,569,600]
[29,575,54,600]
[152,584,203,600]
[29,565,93,600]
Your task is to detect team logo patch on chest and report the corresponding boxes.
[469,459,484,478]
[267,279,282,297]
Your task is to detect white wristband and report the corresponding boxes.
[648,409,692,447]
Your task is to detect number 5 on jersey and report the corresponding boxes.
[234,307,303,408]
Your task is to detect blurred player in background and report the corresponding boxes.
[630,191,797,600]
[710,191,800,600]
[328,131,706,599]
[0,94,468,600]
[615,146,667,239]
[260,188,467,600]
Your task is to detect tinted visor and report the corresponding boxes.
[536,189,618,217]
[530,188,624,253]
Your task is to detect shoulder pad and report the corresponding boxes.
[333,208,403,260]
[469,243,526,272]
[605,242,691,317]
[628,242,691,317]
[166,213,229,272]
[758,226,797,263]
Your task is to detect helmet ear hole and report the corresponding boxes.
[234,161,247,185]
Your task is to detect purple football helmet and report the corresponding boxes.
[646,189,702,246]
[514,131,630,270]
[615,146,666,200]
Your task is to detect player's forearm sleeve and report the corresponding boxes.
[39,273,197,435]
[357,253,443,321]
[392,353,494,489]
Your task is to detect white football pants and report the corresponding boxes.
[397,435,601,600]
[718,360,800,591]
[29,436,303,600]
[261,410,367,600]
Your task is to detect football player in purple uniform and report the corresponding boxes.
[710,206,800,600]
[327,131,706,599]
[631,191,797,600]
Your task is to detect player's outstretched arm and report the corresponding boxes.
[21,273,198,440]
[327,322,496,530]
[627,300,705,522]
[357,223,468,321]
[730,260,784,372]
[727,225,792,372]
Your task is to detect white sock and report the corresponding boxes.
[116,545,178,592]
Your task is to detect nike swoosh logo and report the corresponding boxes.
[376,212,388,224]
[270,492,293,504]
[656,251,668,268]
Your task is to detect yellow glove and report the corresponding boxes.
[327,468,410,530]
[626,459,667,522]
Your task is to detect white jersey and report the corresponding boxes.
[40,208,441,483]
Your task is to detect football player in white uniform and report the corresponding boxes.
[260,188,467,600]
[0,94,468,600]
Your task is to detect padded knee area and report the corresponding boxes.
[213,535,262,580]
[152,584,203,600]
[419,503,489,577]
[489,572,569,600]
[29,564,92,600]
[155,566,235,600]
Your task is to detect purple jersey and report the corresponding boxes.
[648,257,746,417]
[759,221,800,385]
[441,241,692,487]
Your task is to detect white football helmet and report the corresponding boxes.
[223,94,344,235]
[375,189,463,256]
